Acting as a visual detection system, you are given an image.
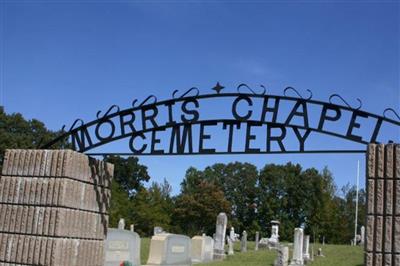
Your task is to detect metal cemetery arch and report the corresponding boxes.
[42,83,400,155]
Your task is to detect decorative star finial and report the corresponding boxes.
[212,82,225,94]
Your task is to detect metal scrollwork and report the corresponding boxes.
[329,94,362,110]
[284,87,313,100]
[383,108,400,121]
[172,87,200,99]
[132,95,158,107]
[237,83,266,95]
[61,118,84,132]
[96,105,120,119]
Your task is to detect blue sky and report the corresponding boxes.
[1,1,399,195]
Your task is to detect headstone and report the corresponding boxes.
[154,226,164,235]
[146,234,191,266]
[105,228,141,266]
[213,212,227,260]
[227,237,234,255]
[317,247,324,257]
[322,236,325,245]
[274,245,289,266]
[360,226,365,245]
[310,245,314,261]
[259,237,269,247]
[130,224,135,232]
[355,234,361,245]
[289,228,304,266]
[230,227,235,241]
[255,231,260,251]
[268,220,280,249]
[118,218,126,230]
[240,231,248,252]
[191,235,214,263]
[302,235,310,261]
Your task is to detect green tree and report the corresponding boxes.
[0,108,67,171]
[104,155,151,228]
[131,180,174,236]
[109,179,133,227]
[258,162,304,240]
[173,169,231,236]
[203,162,259,237]
[105,155,151,196]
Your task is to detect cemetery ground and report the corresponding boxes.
[139,238,363,266]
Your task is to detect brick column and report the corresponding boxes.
[0,149,113,266]
[366,144,400,266]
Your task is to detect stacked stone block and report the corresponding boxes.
[0,149,113,266]
[365,144,400,266]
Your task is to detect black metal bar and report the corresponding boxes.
[86,149,367,157]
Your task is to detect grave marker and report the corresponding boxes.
[255,231,259,251]
[227,236,234,255]
[146,234,191,266]
[289,228,304,266]
[274,245,289,266]
[302,235,310,261]
[191,235,213,263]
[213,212,227,260]
[105,228,141,266]
[241,231,247,252]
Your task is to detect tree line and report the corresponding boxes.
[107,156,365,244]
[0,108,365,244]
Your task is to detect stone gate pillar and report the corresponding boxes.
[366,144,400,266]
[0,149,113,266]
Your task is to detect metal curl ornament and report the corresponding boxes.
[172,87,200,99]
[132,95,157,108]
[61,118,84,132]
[383,108,400,121]
[96,105,120,119]
[284,87,313,100]
[329,94,362,110]
[237,83,266,95]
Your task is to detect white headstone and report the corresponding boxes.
[105,228,140,266]
[146,234,191,266]
[259,237,269,247]
[255,231,259,251]
[230,227,235,241]
[360,226,365,245]
[274,245,289,266]
[240,231,247,252]
[302,235,310,261]
[213,212,227,260]
[269,220,280,249]
[310,245,314,261]
[118,218,126,230]
[191,235,214,263]
[317,247,324,257]
[227,236,234,255]
[130,224,135,232]
[289,228,304,266]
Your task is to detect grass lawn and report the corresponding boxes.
[140,238,364,266]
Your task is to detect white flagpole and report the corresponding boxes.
[354,160,360,245]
